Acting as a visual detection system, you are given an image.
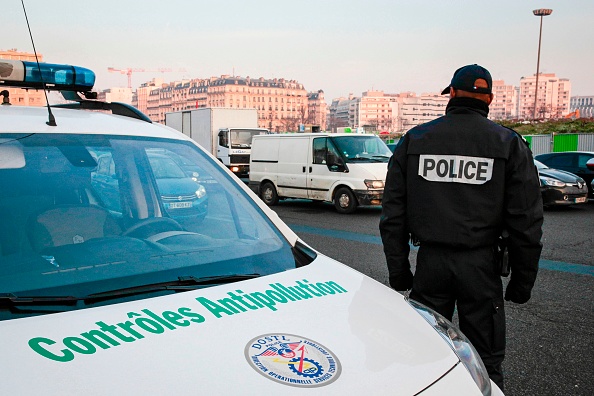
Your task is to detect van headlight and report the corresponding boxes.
[364,179,384,189]
[408,299,492,396]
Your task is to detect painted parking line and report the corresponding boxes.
[288,223,594,277]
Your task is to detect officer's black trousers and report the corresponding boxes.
[410,244,506,391]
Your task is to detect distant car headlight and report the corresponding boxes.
[408,299,492,396]
[364,179,384,189]
[540,176,565,187]
[195,185,207,199]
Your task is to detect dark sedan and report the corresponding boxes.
[535,151,594,198]
[535,159,588,207]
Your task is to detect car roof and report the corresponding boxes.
[0,105,190,141]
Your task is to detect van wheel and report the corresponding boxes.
[334,187,357,214]
[260,182,279,206]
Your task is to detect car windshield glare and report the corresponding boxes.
[0,133,294,311]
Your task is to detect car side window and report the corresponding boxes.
[577,155,593,168]
[312,138,327,165]
[547,155,573,168]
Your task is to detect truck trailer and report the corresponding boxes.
[165,108,268,179]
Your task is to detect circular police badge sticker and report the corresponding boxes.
[245,333,341,388]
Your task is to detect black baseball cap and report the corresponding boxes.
[440,64,492,95]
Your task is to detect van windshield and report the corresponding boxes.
[0,133,295,319]
[331,135,392,163]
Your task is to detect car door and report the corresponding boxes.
[276,137,310,199]
[308,137,346,201]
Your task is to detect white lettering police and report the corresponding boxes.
[419,155,493,185]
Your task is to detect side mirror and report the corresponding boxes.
[586,158,594,171]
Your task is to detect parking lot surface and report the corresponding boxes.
[271,200,594,396]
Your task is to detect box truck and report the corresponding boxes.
[249,133,393,213]
[165,108,269,179]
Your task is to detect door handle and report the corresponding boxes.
[309,167,312,173]
[302,166,306,173]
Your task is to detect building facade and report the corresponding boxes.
[490,80,518,120]
[519,73,571,119]
[133,75,320,131]
[307,90,327,131]
[328,91,448,133]
[570,96,594,118]
[0,49,46,107]
[97,87,133,105]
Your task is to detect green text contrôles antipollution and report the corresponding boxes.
[28,279,347,362]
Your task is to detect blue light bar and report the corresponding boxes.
[0,59,95,92]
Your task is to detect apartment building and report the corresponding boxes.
[570,96,594,118]
[133,75,316,131]
[307,90,327,130]
[397,93,449,131]
[351,91,399,131]
[519,73,571,119]
[97,87,133,105]
[0,49,46,107]
[327,91,448,133]
[490,80,518,120]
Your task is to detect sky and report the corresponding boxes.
[4,1,593,102]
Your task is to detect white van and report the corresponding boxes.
[249,133,392,213]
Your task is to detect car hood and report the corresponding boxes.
[539,168,583,183]
[348,162,389,181]
[0,256,463,395]
[156,177,201,195]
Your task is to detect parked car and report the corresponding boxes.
[92,152,208,222]
[535,151,594,198]
[534,160,588,207]
[0,60,502,395]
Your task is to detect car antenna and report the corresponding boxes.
[20,0,56,126]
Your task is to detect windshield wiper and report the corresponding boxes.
[0,293,79,307]
[1,274,261,307]
[84,274,261,303]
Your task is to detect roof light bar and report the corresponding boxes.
[0,59,95,92]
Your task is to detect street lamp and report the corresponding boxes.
[532,8,553,120]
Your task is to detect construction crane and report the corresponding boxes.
[108,67,178,89]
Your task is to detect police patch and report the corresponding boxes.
[245,333,341,388]
[418,154,493,185]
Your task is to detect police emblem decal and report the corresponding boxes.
[244,333,341,387]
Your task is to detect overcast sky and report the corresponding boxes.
[4,0,593,101]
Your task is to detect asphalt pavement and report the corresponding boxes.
[270,199,594,396]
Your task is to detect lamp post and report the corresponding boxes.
[532,8,553,120]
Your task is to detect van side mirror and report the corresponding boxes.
[587,158,594,171]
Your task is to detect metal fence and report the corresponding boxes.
[385,134,593,155]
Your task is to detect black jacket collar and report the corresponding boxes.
[445,97,490,117]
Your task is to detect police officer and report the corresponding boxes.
[379,64,543,391]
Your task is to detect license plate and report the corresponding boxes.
[575,197,587,203]
[168,201,193,209]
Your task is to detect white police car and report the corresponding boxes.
[0,59,503,395]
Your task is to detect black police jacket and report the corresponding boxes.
[380,97,544,300]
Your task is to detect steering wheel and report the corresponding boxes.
[122,217,183,239]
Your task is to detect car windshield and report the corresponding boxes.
[0,133,295,319]
[331,135,393,163]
